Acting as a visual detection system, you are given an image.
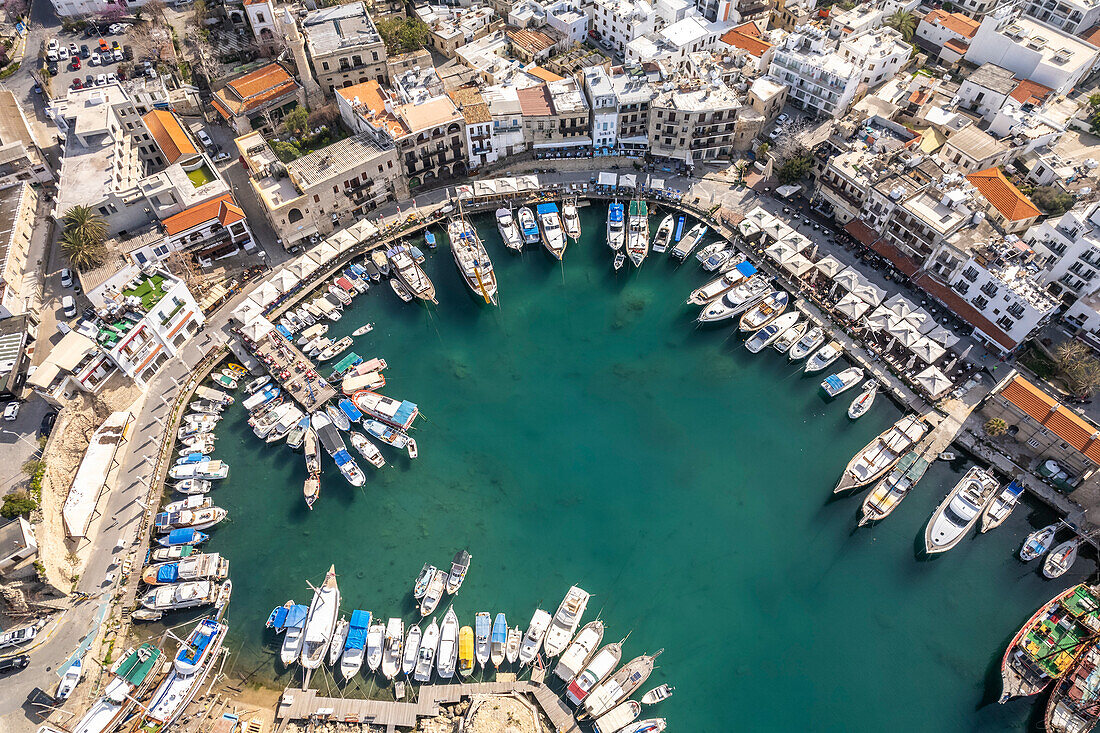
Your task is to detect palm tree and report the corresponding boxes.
[60,206,108,270]
[984,418,1008,437]
[886,10,916,41]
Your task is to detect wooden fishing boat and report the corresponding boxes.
[303,477,320,510]
[458,625,474,676]
[981,480,1023,533]
[847,380,878,419]
[446,550,471,594]
[857,451,929,527]
[581,650,663,720]
[505,626,522,665]
[1021,524,1058,561]
[413,563,435,599]
[1045,639,1100,733]
[1045,539,1082,579]
[449,211,498,304]
[641,684,675,705]
[834,415,927,493]
[419,568,447,617]
[554,620,605,682]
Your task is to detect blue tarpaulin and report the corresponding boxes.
[333,449,354,466]
[160,528,208,546]
[736,261,757,277]
[674,216,685,242]
[276,325,292,338]
[282,605,308,630]
[338,399,363,422]
[345,610,371,649]
[824,375,843,391]
[491,613,506,644]
[392,401,417,427]
[536,203,559,215]
[156,563,180,583]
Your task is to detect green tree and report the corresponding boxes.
[984,417,1007,436]
[757,142,769,157]
[1054,340,1100,397]
[60,205,108,270]
[283,105,309,137]
[271,139,303,162]
[1030,185,1075,217]
[1,490,37,518]
[375,17,430,54]
[777,155,813,184]
[885,10,916,41]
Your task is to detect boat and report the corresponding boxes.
[167,461,229,481]
[137,618,228,729]
[491,612,507,667]
[1022,524,1059,561]
[544,586,591,657]
[56,659,82,701]
[153,506,227,533]
[694,242,723,265]
[563,198,581,240]
[286,416,310,450]
[326,404,351,431]
[150,544,198,562]
[266,406,305,444]
[518,609,551,665]
[334,450,366,487]
[687,261,756,306]
[626,199,649,267]
[641,684,674,705]
[857,451,930,527]
[566,641,624,706]
[613,251,625,270]
[789,326,826,361]
[497,207,523,251]
[518,207,540,245]
[241,386,279,412]
[212,373,237,390]
[372,250,391,277]
[582,650,663,720]
[1000,584,1100,703]
[195,386,233,405]
[328,284,352,306]
[671,223,706,260]
[381,617,404,680]
[141,552,228,586]
[939,451,957,461]
[328,616,349,666]
[458,625,474,677]
[673,215,685,243]
[172,479,211,496]
[537,202,567,259]
[1046,539,1083,579]
[413,563,436,599]
[390,278,413,303]
[389,245,437,303]
[414,618,439,682]
[475,612,491,668]
[300,565,341,670]
[804,341,843,374]
[339,610,371,681]
[772,318,806,354]
[506,626,521,665]
[821,367,865,397]
[139,580,221,611]
[276,604,309,667]
[437,607,459,679]
[67,644,162,733]
[420,568,447,617]
[702,248,733,272]
[160,494,211,513]
[446,550,471,594]
[652,215,673,254]
[834,415,927,493]
[363,260,382,281]
[624,720,667,733]
[342,370,385,395]
[924,467,1001,553]
[448,215,498,305]
[366,621,385,673]
[848,380,878,419]
[352,323,374,337]
[402,623,421,677]
[745,312,799,353]
[225,363,247,376]
[338,397,363,424]
[593,701,641,733]
[554,619,604,682]
[304,428,321,476]
[156,528,208,547]
[697,277,771,323]
[981,480,1023,533]
[349,432,385,468]
[189,401,222,416]
[412,243,427,260]
[352,391,418,431]
[1046,639,1100,733]
[606,201,625,251]
[365,419,417,458]
[317,337,353,362]
[252,403,291,439]
[739,290,789,332]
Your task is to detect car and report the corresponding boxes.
[46,39,58,53]
[802,217,810,226]
[61,295,77,318]
[85,74,94,86]
[98,38,109,52]
[768,129,780,141]
[95,74,106,86]
[108,23,125,34]
[213,151,231,163]
[69,42,79,56]
[0,655,29,674]
[106,73,118,84]
[57,46,69,61]
[143,60,157,79]
[111,48,122,62]
[777,113,791,124]
[88,53,99,67]
[32,83,41,94]
[70,57,81,70]
[37,411,56,438]
[79,44,90,59]
[70,78,82,90]
[46,63,57,76]
[46,48,58,62]
[4,402,21,422]
[99,50,113,65]
[60,268,74,288]
[196,129,214,150]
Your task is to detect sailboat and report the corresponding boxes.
[1021,524,1059,561]
[448,212,498,305]
[563,197,581,240]
[299,565,341,670]
[652,215,674,254]
[554,620,605,683]
[924,467,1001,553]
[857,451,930,527]
[491,612,508,667]
[607,201,625,251]
[544,585,590,656]
[496,207,523,251]
[581,650,663,720]
[834,415,927,493]
[475,612,491,668]
[847,380,878,419]
[388,245,437,303]
[1045,538,1082,579]
[626,199,649,267]
[981,480,1023,532]
[566,640,623,705]
[137,618,228,730]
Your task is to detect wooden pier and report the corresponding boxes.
[274,680,581,733]
[251,331,337,413]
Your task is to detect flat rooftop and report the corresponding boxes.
[285,132,395,189]
[303,1,382,54]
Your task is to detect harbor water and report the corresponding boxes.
[203,205,1083,731]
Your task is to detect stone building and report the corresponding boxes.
[303,2,390,96]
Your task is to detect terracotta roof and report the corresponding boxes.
[843,219,881,248]
[943,38,970,54]
[1082,24,1100,47]
[720,21,773,57]
[517,84,553,117]
[336,80,408,138]
[526,65,564,83]
[142,110,198,164]
[923,9,979,38]
[1000,375,1100,464]
[1010,78,1053,106]
[908,89,930,105]
[162,193,245,236]
[506,27,555,55]
[965,167,1042,221]
[213,63,299,118]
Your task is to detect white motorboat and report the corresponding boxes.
[641,684,675,705]
[745,312,799,353]
[167,461,229,481]
[1044,538,1082,579]
[245,374,272,394]
[352,323,374,337]
[652,215,674,254]
[606,201,625,251]
[518,609,551,666]
[278,603,308,667]
[139,580,220,612]
[563,199,581,240]
[789,326,825,361]
[327,616,348,667]
[625,719,667,733]
[626,199,649,267]
[702,248,734,272]
[804,341,843,374]
[366,622,385,673]
[697,277,771,323]
[414,618,439,682]
[475,611,491,668]
[671,223,706,260]
[350,431,386,468]
[505,626,521,665]
[924,467,1001,554]
[613,251,625,270]
[437,607,459,679]
[554,620,604,682]
[847,380,878,419]
[497,208,523,251]
[739,290,789,332]
[538,203,567,259]
[299,565,341,670]
[56,659,82,701]
[413,563,436,600]
[141,551,228,585]
[981,481,1023,533]
[381,617,404,680]
[694,242,723,265]
[1020,524,1058,561]
[772,318,806,354]
[402,624,421,677]
[566,641,623,706]
[446,550,471,594]
[173,479,211,496]
[518,207,540,245]
[317,337,354,362]
[834,414,928,493]
[419,568,447,616]
[687,267,752,306]
[153,506,227,533]
[821,367,865,398]
[544,586,590,657]
[339,610,370,681]
[582,651,662,720]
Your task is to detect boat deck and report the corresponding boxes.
[274,680,580,733]
[251,334,337,413]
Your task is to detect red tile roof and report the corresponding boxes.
[517,84,552,117]
[943,38,970,54]
[1010,78,1053,106]
[843,218,881,248]
[923,9,979,39]
[965,167,1042,222]
[162,193,245,236]
[1000,375,1100,464]
[142,110,198,164]
[720,21,773,57]
[213,63,299,119]
[1082,24,1100,47]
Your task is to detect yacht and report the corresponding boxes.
[563,198,581,240]
[980,481,1023,533]
[738,290,789,331]
[582,651,662,720]
[771,318,806,354]
[687,261,755,306]
[652,215,674,254]
[804,341,843,373]
[518,609,552,665]
[139,580,224,612]
[300,565,341,670]
[388,245,437,303]
[606,201,625,251]
[554,620,604,682]
[566,641,624,706]
[448,216,498,305]
[834,414,928,493]
[697,277,771,323]
[626,199,649,267]
[745,312,799,353]
[496,208,523,251]
[137,618,227,729]
[821,367,865,398]
[924,467,1001,553]
[518,207,540,245]
[544,585,590,657]
[537,203,567,259]
[858,451,930,526]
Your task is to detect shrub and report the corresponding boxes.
[1,490,38,518]
[1030,186,1075,217]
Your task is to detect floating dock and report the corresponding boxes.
[251,332,337,413]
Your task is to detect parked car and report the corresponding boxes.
[95,73,106,87]
[57,46,68,61]
[88,53,99,67]
[0,656,29,675]
[68,42,79,56]
[108,23,126,34]
[106,72,118,84]
[98,38,109,52]
[4,402,20,422]
[46,48,57,62]
[79,43,90,59]
[46,39,58,53]
[45,63,57,76]
[70,78,82,90]
[69,57,81,70]
[61,295,77,317]
[84,74,94,87]
[196,129,214,150]
[60,268,73,288]
[112,49,123,62]
[122,44,132,60]
[777,113,791,124]
[38,411,56,438]
[213,151,231,163]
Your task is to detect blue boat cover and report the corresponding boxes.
[824,375,844,391]
[1005,480,1023,497]
[333,449,354,466]
[180,452,204,463]
[736,261,757,277]
[164,528,206,546]
[338,399,363,422]
[491,613,507,644]
[177,619,217,665]
[392,401,417,426]
[536,203,559,215]
[282,604,308,630]
[156,563,180,583]
[425,231,436,245]
[345,610,372,649]
[609,204,623,222]
[674,216,685,241]
[411,246,425,259]
[276,325,292,338]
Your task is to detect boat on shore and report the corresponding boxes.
[1022,524,1059,561]
[739,290,789,332]
[835,415,927,493]
[537,203,567,259]
[554,619,604,682]
[446,550,471,594]
[340,609,371,681]
[671,223,705,260]
[563,198,581,240]
[606,201,625,251]
[389,245,437,304]
[981,480,1024,533]
[491,612,508,667]
[626,199,649,267]
[857,451,930,527]
[924,467,1001,553]
[438,607,459,679]
[68,644,162,733]
[652,215,673,254]
[1045,538,1083,579]
[449,215,498,305]
[497,208,523,251]
[1045,639,1100,733]
[1000,584,1100,703]
[566,640,622,705]
[414,618,439,682]
[350,432,386,468]
[137,618,227,730]
[518,609,551,666]
[300,565,340,670]
[687,261,756,306]
[381,617,404,680]
[848,380,878,419]
[56,659,82,701]
[581,650,663,720]
[821,367,864,398]
[697,277,771,323]
[544,585,590,657]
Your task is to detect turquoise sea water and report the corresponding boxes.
[197,205,1088,731]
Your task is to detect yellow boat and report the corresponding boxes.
[458,626,474,677]
[225,363,248,377]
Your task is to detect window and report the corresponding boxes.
[996,315,1015,331]
[1027,437,1042,449]
[322,61,329,71]
[954,281,970,295]
[1007,302,1025,319]
[288,208,304,223]
[962,266,979,282]
[980,281,999,297]
[972,295,989,309]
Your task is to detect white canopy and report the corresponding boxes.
[835,292,871,320]
[306,249,328,267]
[516,175,539,191]
[252,281,281,307]
[886,320,922,348]
[497,177,519,193]
[329,229,357,253]
[619,174,637,189]
[738,218,760,238]
[598,171,617,187]
[287,256,320,280]
[231,297,265,324]
[474,180,497,196]
[782,253,814,277]
[910,337,946,364]
[765,241,796,263]
[833,269,862,291]
[313,240,340,262]
[761,220,788,242]
[852,278,886,306]
[648,177,665,190]
[240,317,274,342]
[915,365,953,398]
[864,306,893,331]
[455,184,474,199]
[347,218,378,240]
[925,324,960,348]
[815,256,847,278]
[784,231,812,252]
[269,269,300,293]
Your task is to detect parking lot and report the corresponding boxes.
[42,21,145,95]
[0,395,54,496]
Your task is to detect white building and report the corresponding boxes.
[483,85,528,157]
[1022,0,1100,35]
[838,27,912,90]
[245,0,282,54]
[1025,203,1100,302]
[948,251,1059,349]
[625,15,725,64]
[610,65,659,154]
[543,1,589,43]
[767,26,859,118]
[582,66,619,150]
[588,0,657,55]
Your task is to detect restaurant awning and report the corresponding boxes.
[910,336,946,364]
[864,306,893,331]
[925,324,960,348]
[240,317,274,342]
[915,365,953,398]
[474,180,497,196]
[232,297,265,324]
[852,278,886,306]
[619,174,637,189]
[782,252,814,277]
[886,320,922,348]
[597,172,617,187]
[287,256,319,280]
[814,256,847,278]
[313,241,340,262]
[497,177,518,193]
[765,241,796,263]
[454,184,474,199]
[252,282,281,307]
[269,269,300,293]
[738,218,760,238]
[648,177,665,190]
[330,229,357,253]
[784,231,812,252]
[833,269,862,292]
[835,292,871,320]
[516,175,539,191]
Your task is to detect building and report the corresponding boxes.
[937,124,1012,173]
[747,77,787,122]
[237,130,405,249]
[517,78,592,152]
[588,0,657,55]
[212,63,304,134]
[416,4,500,58]
[27,329,115,398]
[160,193,256,263]
[386,49,434,80]
[982,371,1100,489]
[694,0,741,23]
[610,65,659,155]
[0,91,52,188]
[964,6,1100,95]
[542,1,589,43]
[956,63,1022,120]
[1025,203,1100,302]
[49,0,122,16]
[450,88,497,170]
[814,149,876,224]
[625,15,726,64]
[771,0,818,30]
[455,30,529,84]
[302,2,389,96]
[838,27,912,91]
[719,20,776,74]
[0,184,38,319]
[964,167,1042,234]
[767,26,860,118]
[647,80,760,164]
[1022,0,1100,35]
[915,9,980,62]
[483,84,528,157]
[507,27,563,63]
[0,517,37,577]
[245,0,283,56]
[582,66,619,151]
